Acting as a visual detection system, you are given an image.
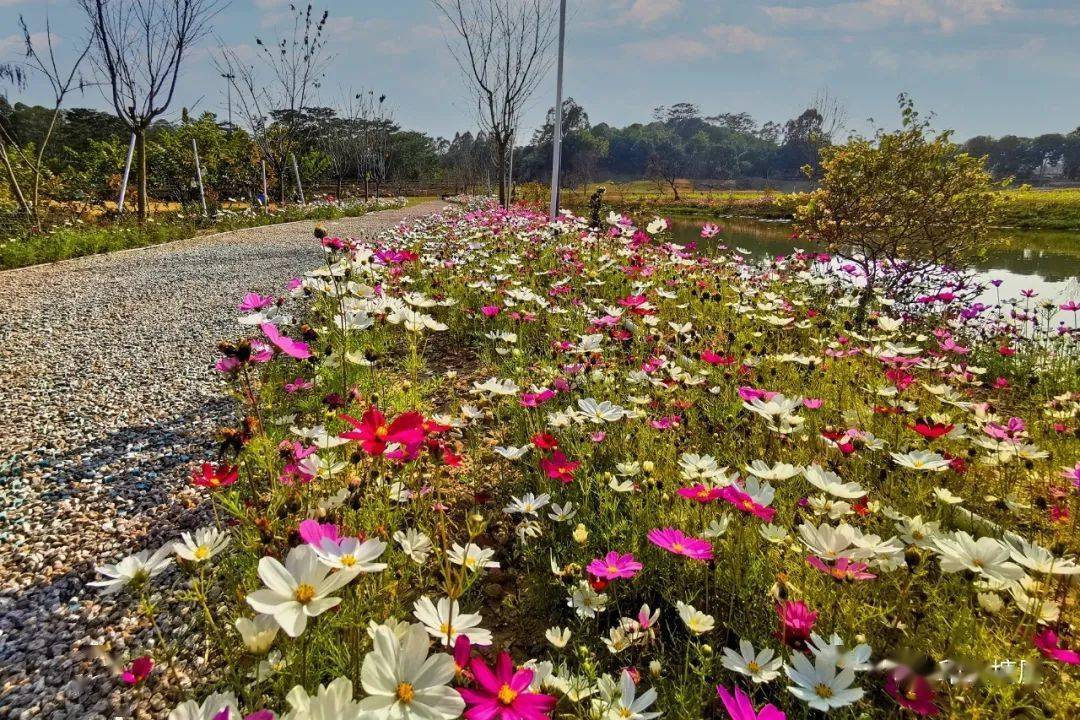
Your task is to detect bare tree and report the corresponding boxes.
[216,4,330,204]
[0,16,94,226]
[80,0,221,220]
[433,0,556,207]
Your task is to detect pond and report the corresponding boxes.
[668,216,1080,324]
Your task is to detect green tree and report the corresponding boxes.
[794,95,1002,324]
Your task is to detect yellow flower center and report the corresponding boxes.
[340,555,356,567]
[294,583,316,604]
[607,565,620,574]
[440,622,453,635]
[375,425,389,439]
[396,682,415,704]
[671,542,684,553]
[497,684,518,706]
[619,709,633,718]
[194,546,210,560]
[748,661,761,673]
[814,684,834,699]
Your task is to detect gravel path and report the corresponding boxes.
[0,200,446,719]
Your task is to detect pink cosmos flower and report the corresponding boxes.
[984,417,1026,442]
[481,305,501,317]
[297,519,339,547]
[587,552,642,580]
[539,450,580,483]
[457,652,558,720]
[260,323,312,360]
[776,600,817,646]
[700,349,736,366]
[647,527,713,561]
[677,484,723,504]
[191,462,238,490]
[1034,629,1080,664]
[700,223,721,239]
[649,415,681,430]
[716,685,785,720]
[284,377,313,393]
[884,667,939,716]
[806,556,877,581]
[802,397,823,409]
[1061,461,1080,488]
[520,389,556,408]
[122,655,153,685]
[719,485,776,522]
[238,292,274,312]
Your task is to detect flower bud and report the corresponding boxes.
[572,523,588,544]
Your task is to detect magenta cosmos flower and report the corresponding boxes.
[458,652,557,720]
[677,484,723,504]
[719,485,776,522]
[884,667,940,716]
[716,685,785,720]
[806,556,877,581]
[587,552,642,580]
[1034,629,1080,664]
[260,322,312,360]
[647,527,713,561]
[776,600,817,646]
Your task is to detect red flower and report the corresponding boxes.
[530,433,558,450]
[339,406,426,457]
[122,655,153,685]
[909,419,954,440]
[191,462,238,489]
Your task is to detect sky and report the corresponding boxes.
[2,0,1080,142]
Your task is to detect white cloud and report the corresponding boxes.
[0,31,55,58]
[616,0,681,27]
[623,24,774,62]
[762,0,1014,34]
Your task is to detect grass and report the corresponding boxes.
[561,181,1080,231]
[0,196,433,271]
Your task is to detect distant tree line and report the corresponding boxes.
[513,98,1080,193]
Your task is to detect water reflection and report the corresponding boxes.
[669,217,1080,309]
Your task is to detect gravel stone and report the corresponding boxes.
[0,201,446,719]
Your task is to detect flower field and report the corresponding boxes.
[96,200,1080,719]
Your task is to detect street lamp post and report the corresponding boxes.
[549,0,567,221]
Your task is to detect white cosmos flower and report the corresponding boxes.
[471,377,520,396]
[608,669,660,720]
[1003,534,1080,575]
[932,531,1026,582]
[802,464,865,499]
[174,527,230,563]
[646,217,668,234]
[568,580,609,618]
[797,522,864,560]
[313,536,388,572]
[678,453,724,482]
[494,444,530,460]
[504,492,550,516]
[412,596,492,647]
[890,450,951,472]
[393,529,433,564]
[806,633,874,672]
[894,515,941,549]
[721,639,783,683]
[246,544,359,637]
[745,460,803,481]
[234,614,279,654]
[675,601,714,634]
[448,542,499,571]
[546,626,572,648]
[89,544,174,594]
[282,677,364,720]
[358,623,465,720]
[548,502,577,522]
[576,398,628,423]
[785,652,864,712]
[168,692,239,720]
[703,514,732,538]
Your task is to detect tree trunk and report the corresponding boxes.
[336,172,342,198]
[496,141,508,208]
[135,126,148,222]
[854,278,874,327]
[0,142,31,218]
